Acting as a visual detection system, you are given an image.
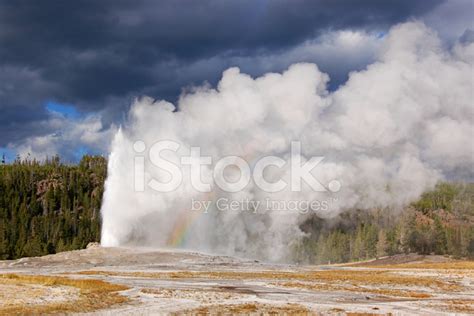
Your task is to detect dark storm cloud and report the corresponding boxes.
[0,0,446,149]
[0,1,444,63]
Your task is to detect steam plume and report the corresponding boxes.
[101,22,473,261]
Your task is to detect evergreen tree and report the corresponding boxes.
[376,230,388,258]
[432,216,447,254]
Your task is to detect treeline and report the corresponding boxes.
[0,155,105,259]
[1,154,473,263]
[295,183,474,264]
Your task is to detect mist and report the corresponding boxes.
[100,22,473,262]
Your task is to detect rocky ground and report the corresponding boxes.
[1,245,473,315]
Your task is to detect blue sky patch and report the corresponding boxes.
[0,147,16,163]
[45,101,80,119]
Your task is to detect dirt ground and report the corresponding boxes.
[1,246,473,315]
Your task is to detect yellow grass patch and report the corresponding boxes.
[440,299,474,313]
[141,287,244,302]
[174,302,310,315]
[0,274,129,315]
[332,310,391,316]
[346,313,389,316]
[276,281,431,299]
[370,261,474,270]
[425,299,474,313]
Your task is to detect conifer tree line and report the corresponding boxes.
[0,155,473,261]
[294,183,474,263]
[0,155,105,259]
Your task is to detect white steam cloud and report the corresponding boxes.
[101,22,473,261]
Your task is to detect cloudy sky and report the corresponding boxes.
[1,0,472,161]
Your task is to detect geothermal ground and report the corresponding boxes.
[0,245,473,315]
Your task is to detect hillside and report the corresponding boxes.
[295,182,474,264]
[0,156,105,259]
[0,156,473,262]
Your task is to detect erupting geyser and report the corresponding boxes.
[101,22,473,262]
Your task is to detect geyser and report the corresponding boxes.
[101,22,473,261]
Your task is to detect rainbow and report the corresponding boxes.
[166,147,259,248]
[166,207,200,247]
[166,191,215,247]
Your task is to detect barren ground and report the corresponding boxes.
[1,246,473,315]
